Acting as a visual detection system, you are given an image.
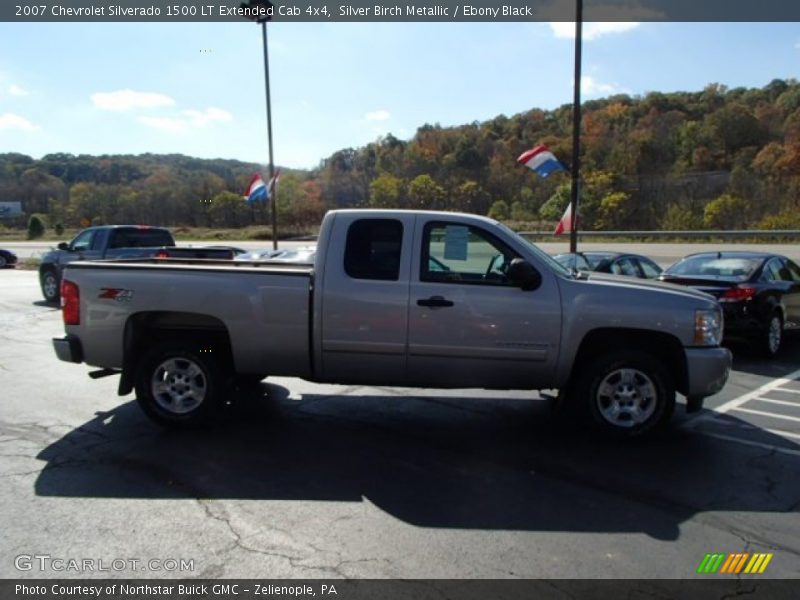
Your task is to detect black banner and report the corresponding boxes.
[4,0,800,23]
[4,580,800,600]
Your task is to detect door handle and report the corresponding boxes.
[417,296,454,308]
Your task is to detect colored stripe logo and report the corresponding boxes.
[697,553,773,574]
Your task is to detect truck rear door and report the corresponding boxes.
[318,213,413,385]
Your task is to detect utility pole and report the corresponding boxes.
[569,0,583,254]
[241,0,279,249]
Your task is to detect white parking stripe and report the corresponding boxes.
[772,387,800,395]
[756,397,800,408]
[766,428,800,441]
[689,367,800,424]
[732,407,800,423]
[698,431,800,458]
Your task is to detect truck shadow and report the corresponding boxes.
[34,384,800,541]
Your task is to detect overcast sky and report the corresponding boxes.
[1,21,799,169]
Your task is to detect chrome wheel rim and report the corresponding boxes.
[43,273,58,299]
[768,316,782,354]
[151,357,207,415]
[596,368,657,428]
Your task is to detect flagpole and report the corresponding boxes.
[261,20,278,250]
[569,0,583,254]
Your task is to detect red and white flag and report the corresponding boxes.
[554,203,573,236]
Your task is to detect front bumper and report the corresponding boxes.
[685,346,732,399]
[53,336,83,364]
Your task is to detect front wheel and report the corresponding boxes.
[135,342,224,427]
[40,268,60,302]
[574,351,675,436]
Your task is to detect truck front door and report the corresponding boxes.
[407,220,562,389]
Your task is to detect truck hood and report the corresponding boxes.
[583,272,716,304]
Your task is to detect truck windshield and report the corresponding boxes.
[496,223,574,278]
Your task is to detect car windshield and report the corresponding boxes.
[665,256,761,280]
[582,252,614,269]
[497,223,573,277]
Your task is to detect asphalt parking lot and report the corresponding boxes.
[1,268,799,579]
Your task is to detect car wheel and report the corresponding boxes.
[759,311,783,358]
[135,342,224,427]
[0,255,7,268]
[40,269,60,302]
[575,351,675,436]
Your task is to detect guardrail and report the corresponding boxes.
[518,229,800,241]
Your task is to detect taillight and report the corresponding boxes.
[155,249,169,259]
[721,285,757,302]
[61,280,80,325]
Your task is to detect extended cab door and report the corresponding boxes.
[318,213,414,385]
[407,218,562,389]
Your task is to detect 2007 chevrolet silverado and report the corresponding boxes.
[52,210,731,436]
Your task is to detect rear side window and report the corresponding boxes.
[344,219,403,281]
[109,228,174,248]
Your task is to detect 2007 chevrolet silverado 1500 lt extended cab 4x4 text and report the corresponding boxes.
[52,210,731,436]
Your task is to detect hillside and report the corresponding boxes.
[2,78,799,233]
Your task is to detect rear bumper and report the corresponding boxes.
[53,336,83,364]
[685,346,732,398]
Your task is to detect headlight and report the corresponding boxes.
[694,308,723,346]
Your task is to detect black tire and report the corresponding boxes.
[757,311,783,359]
[135,341,225,427]
[572,351,675,437]
[40,268,60,303]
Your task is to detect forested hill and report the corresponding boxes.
[3,78,800,232]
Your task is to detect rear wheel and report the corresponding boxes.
[135,342,225,427]
[573,351,675,436]
[757,311,783,358]
[40,268,60,302]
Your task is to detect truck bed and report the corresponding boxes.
[63,259,313,378]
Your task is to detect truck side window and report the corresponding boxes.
[344,219,403,281]
[421,222,518,285]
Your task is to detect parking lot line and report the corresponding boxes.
[732,407,800,423]
[766,428,800,441]
[698,431,800,458]
[697,368,800,418]
[683,367,800,453]
[773,388,800,395]
[756,397,800,407]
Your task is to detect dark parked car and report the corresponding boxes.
[659,251,800,357]
[0,248,18,268]
[553,252,663,279]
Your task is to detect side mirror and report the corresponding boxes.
[57,242,70,251]
[507,258,542,291]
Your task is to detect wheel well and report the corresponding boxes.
[119,311,233,396]
[572,328,688,396]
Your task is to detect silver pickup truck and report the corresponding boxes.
[52,209,731,436]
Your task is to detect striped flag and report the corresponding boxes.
[244,174,268,205]
[554,203,573,236]
[517,145,568,178]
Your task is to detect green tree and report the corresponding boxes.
[596,192,635,230]
[661,204,703,230]
[408,174,446,210]
[488,200,510,220]
[27,214,46,239]
[369,173,404,208]
[703,194,750,229]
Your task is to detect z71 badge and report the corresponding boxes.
[98,288,134,302]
